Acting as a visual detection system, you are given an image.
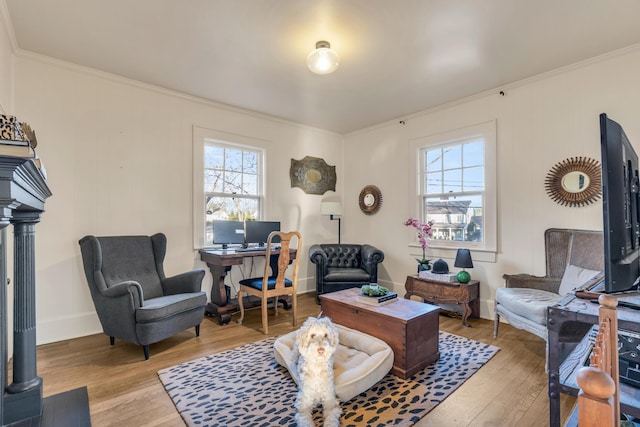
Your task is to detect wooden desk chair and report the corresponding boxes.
[237,231,301,334]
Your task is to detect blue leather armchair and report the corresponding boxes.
[309,244,384,302]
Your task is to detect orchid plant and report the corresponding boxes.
[404,217,434,270]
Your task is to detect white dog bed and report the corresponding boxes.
[274,323,394,402]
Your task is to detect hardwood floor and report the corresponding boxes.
[33,293,575,426]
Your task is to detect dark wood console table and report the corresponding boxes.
[404,275,479,327]
[547,295,640,427]
[199,248,297,325]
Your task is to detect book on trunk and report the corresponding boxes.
[357,292,398,306]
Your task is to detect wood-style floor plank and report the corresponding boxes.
[31,293,572,426]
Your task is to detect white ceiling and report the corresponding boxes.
[6,0,640,134]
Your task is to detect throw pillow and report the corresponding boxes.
[558,264,601,296]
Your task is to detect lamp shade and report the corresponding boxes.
[321,201,342,216]
[307,41,340,75]
[454,249,474,269]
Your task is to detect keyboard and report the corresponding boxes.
[234,246,281,253]
[234,247,266,253]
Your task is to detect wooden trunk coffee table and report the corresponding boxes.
[319,288,440,379]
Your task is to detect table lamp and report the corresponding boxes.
[454,249,473,284]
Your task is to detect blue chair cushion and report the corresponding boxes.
[240,276,293,291]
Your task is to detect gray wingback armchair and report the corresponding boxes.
[309,244,384,302]
[79,233,207,359]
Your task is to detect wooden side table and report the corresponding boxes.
[404,275,479,327]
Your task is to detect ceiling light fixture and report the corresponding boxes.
[306,41,340,75]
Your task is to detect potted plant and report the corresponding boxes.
[404,217,434,273]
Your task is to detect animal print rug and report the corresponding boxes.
[158,332,499,427]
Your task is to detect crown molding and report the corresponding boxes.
[11,47,343,138]
[346,42,640,138]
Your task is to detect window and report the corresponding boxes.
[410,120,496,254]
[204,143,262,245]
[423,138,484,243]
[193,127,267,248]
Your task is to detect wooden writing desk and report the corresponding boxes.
[199,248,297,324]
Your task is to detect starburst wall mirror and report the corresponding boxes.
[544,156,602,207]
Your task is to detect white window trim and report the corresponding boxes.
[192,126,269,249]
[408,119,497,261]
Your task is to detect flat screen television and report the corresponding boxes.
[600,113,640,293]
[245,221,281,246]
[212,220,245,249]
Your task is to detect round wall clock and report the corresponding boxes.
[359,185,382,214]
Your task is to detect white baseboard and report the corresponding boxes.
[34,277,316,345]
[37,312,102,345]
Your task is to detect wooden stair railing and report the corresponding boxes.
[575,294,619,427]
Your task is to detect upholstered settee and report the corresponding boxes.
[494,228,603,341]
[309,244,384,302]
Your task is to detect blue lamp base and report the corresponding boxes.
[456,270,471,284]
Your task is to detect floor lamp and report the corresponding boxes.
[321,201,342,244]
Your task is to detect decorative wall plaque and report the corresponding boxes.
[290,156,336,195]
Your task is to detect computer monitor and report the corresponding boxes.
[245,221,281,246]
[212,220,245,249]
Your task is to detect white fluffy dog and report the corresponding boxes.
[293,316,341,427]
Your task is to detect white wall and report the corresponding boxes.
[12,54,343,344]
[9,34,640,343]
[0,3,13,113]
[0,0,13,357]
[343,46,640,319]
